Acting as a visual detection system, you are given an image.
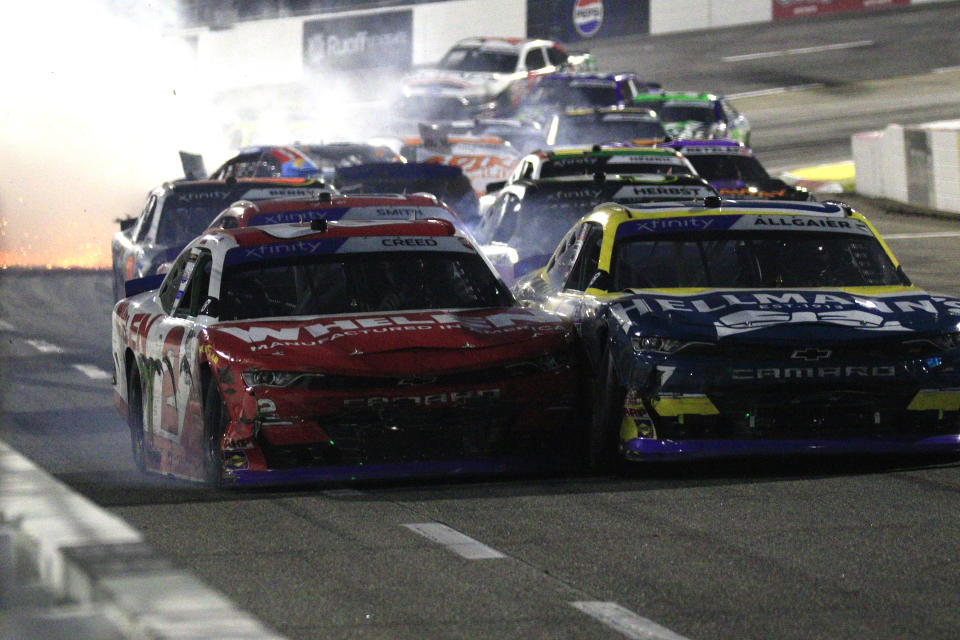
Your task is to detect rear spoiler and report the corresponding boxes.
[179,150,207,180]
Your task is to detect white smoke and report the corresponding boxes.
[0,1,219,268]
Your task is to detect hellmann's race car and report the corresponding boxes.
[112,218,580,486]
[513,198,960,469]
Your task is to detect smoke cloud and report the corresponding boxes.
[0,1,218,268]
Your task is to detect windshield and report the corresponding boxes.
[527,83,620,108]
[437,46,518,73]
[540,156,688,178]
[155,200,226,245]
[611,231,902,290]
[660,104,716,123]
[555,118,667,146]
[684,154,769,181]
[219,251,513,320]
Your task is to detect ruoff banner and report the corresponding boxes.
[303,10,412,72]
[773,0,909,19]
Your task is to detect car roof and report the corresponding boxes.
[543,146,685,159]
[217,193,449,227]
[218,218,461,248]
[589,199,860,231]
[453,37,556,51]
[162,177,330,194]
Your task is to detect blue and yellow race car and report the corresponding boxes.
[513,199,960,469]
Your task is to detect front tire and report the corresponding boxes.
[587,347,626,472]
[126,364,146,473]
[202,380,227,488]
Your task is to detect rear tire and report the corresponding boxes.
[202,381,227,488]
[587,347,626,472]
[126,364,146,473]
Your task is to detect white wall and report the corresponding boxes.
[650,0,771,35]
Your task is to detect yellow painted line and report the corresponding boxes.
[786,160,855,181]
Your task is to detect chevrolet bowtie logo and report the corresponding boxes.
[791,348,833,362]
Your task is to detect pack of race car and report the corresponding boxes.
[110,34,960,486]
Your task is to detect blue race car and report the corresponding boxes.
[513,199,960,469]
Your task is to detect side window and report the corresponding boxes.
[546,46,567,68]
[566,222,604,291]
[524,47,547,71]
[177,249,213,317]
[722,100,738,122]
[492,194,521,243]
[546,224,584,290]
[134,194,159,243]
[157,252,190,315]
[621,79,637,103]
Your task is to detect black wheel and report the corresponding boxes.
[586,347,626,472]
[126,364,146,473]
[202,380,227,488]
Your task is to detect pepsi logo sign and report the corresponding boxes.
[573,0,603,38]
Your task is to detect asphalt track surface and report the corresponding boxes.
[3,4,960,639]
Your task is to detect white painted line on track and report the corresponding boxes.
[0,319,14,331]
[571,602,691,640]
[72,364,112,380]
[25,339,64,354]
[727,83,824,99]
[883,232,960,240]
[722,39,873,62]
[403,523,506,560]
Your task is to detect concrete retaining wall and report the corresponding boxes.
[853,121,960,213]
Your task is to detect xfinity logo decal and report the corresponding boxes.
[631,217,716,233]
[242,240,329,259]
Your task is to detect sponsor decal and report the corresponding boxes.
[731,365,897,380]
[218,310,559,350]
[303,10,412,71]
[546,187,606,201]
[573,0,604,38]
[240,188,326,200]
[606,154,683,165]
[618,291,940,337]
[612,185,713,201]
[773,0,908,20]
[381,237,438,247]
[343,388,501,408]
[169,190,232,203]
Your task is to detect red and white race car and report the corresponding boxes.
[111,218,580,486]
[399,37,576,118]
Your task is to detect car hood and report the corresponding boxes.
[206,307,570,375]
[609,288,960,343]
